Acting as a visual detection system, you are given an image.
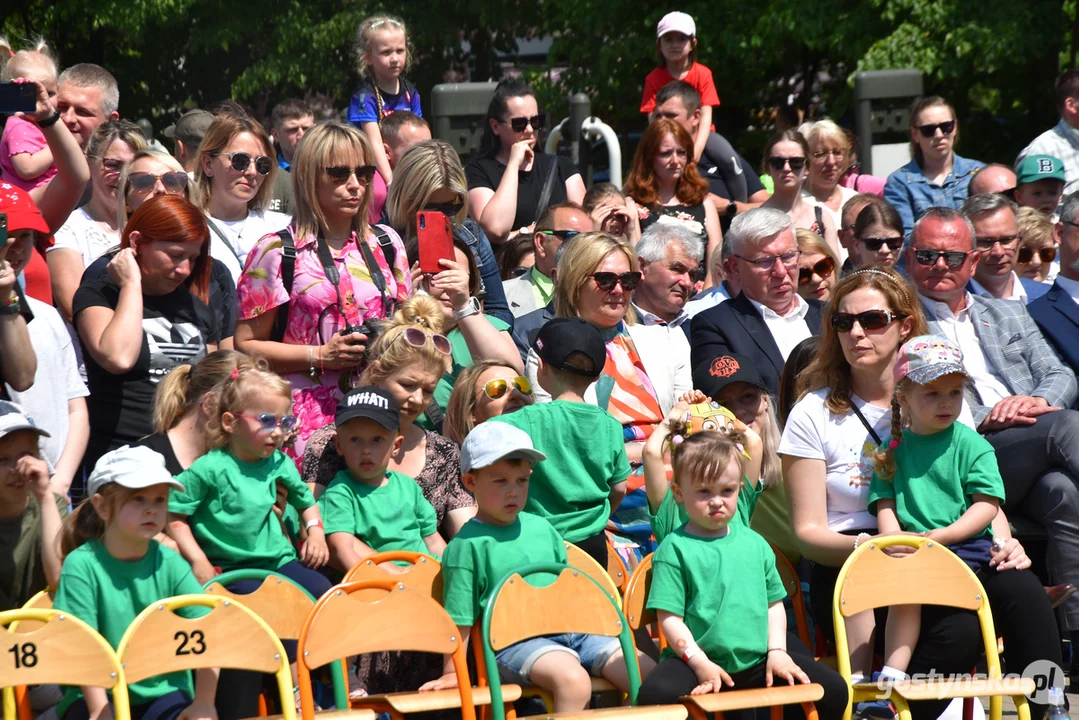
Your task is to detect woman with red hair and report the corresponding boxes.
[624,118,721,281]
[74,194,223,487]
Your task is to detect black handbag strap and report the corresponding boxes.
[850,400,883,446]
[533,156,559,224]
[206,218,245,264]
[271,229,295,342]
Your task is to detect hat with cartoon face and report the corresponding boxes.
[894,335,969,385]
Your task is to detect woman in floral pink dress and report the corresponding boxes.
[234,122,410,464]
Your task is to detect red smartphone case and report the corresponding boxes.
[417,210,454,274]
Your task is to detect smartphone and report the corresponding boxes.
[0,213,7,249]
[416,210,454,274]
[0,83,36,115]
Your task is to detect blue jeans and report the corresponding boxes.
[64,691,190,720]
[495,633,620,684]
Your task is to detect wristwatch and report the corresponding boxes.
[37,108,62,129]
[724,201,738,221]
[453,296,482,321]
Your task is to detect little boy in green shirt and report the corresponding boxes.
[491,317,630,566]
[419,421,652,712]
[319,386,446,572]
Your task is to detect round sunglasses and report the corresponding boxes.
[502,114,546,133]
[767,156,806,173]
[236,412,298,433]
[830,309,907,333]
[128,171,188,195]
[1018,246,1057,264]
[326,165,376,185]
[393,326,452,355]
[592,271,642,292]
[798,256,835,286]
[858,236,903,252]
[215,151,273,176]
[482,375,533,400]
[915,121,956,138]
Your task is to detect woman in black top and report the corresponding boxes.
[465,78,585,242]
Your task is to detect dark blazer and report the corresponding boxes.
[690,292,825,397]
[1028,281,1079,377]
[512,301,555,364]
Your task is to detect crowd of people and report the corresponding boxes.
[6,8,1079,720]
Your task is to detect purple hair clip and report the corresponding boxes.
[889,439,900,449]
[672,434,685,446]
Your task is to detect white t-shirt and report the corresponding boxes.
[48,207,119,267]
[206,209,291,281]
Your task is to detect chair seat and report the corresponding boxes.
[854,676,1035,701]
[355,684,522,712]
[254,711,377,720]
[681,683,824,712]
[528,705,689,719]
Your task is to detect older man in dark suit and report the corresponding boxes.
[1030,192,1079,374]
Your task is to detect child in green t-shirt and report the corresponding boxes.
[53,446,217,720]
[868,335,1004,689]
[319,386,446,572]
[491,317,630,566]
[638,428,848,718]
[419,421,654,712]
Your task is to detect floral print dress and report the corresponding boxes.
[238,224,411,463]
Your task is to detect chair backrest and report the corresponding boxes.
[622,553,655,633]
[607,544,629,593]
[564,542,621,599]
[343,551,443,601]
[0,608,130,719]
[770,544,811,650]
[204,571,315,640]
[117,594,295,720]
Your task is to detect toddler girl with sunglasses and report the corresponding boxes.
[167,362,333,599]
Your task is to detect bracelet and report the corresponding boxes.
[37,108,62,128]
[305,517,323,530]
[0,292,20,316]
[308,347,315,377]
[767,648,786,653]
[318,345,324,375]
[852,532,871,550]
[681,646,699,663]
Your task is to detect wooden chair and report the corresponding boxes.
[833,536,1035,720]
[296,579,520,720]
[204,569,348,712]
[770,544,812,651]
[606,545,629,594]
[6,590,55,720]
[1,607,130,720]
[564,542,622,599]
[481,562,688,720]
[621,556,824,720]
[343,551,443,601]
[116,594,297,720]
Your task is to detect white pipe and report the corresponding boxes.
[581,117,622,188]
[545,120,565,155]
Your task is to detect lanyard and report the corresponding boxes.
[850,401,883,446]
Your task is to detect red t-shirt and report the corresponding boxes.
[23,245,52,305]
[640,62,721,129]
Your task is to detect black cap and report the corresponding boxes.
[693,353,767,399]
[335,386,400,430]
[533,317,606,378]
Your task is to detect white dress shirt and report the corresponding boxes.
[747,295,812,361]
[633,302,691,368]
[920,292,1012,406]
[684,284,730,318]
[969,272,1027,303]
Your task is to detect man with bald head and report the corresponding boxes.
[968,163,1017,197]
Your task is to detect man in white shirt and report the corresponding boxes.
[632,224,701,365]
[685,235,737,318]
[961,193,1049,304]
[1017,69,1079,199]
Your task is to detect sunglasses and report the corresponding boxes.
[916,120,956,138]
[216,151,273,176]
[913,249,971,269]
[503,114,546,133]
[128,171,188,195]
[510,266,530,278]
[395,326,452,355]
[798,257,835,285]
[974,235,1020,251]
[423,201,465,217]
[859,236,904,252]
[482,376,533,400]
[767,156,806,172]
[536,229,581,241]
[830,309,907,333]
[593,271,642,292]
[237,412,298,433]
[1018,246,1057,264]
[326,165,376,185]
[736,249,801,270]
[97,158,125,176]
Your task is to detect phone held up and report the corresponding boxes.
[0,83,36,115]
[0,213,8,249]
[416,210,454,275]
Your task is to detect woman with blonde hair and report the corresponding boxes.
[1017,206,1058,283]
[385,138,511,325]
[795,228,839,303]
[800,120,859,242]
[234,122,411,464]
[443,358,534,444]
[195,112,290,279]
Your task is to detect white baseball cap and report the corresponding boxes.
[0,401,50,442]
[87,446,186,496]
[657,12,696,38]
[460,422,547,474]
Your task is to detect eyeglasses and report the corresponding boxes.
[237,412,299,433]
[325,165,376,185]
[858,236,904,252]
[735,249,801,270]
[215,151,273,176]
[536,229,581,241]
[798,257,836,286]
[974,235,1020,251]
[482,376,533,400]
[423,201,465,217]
[916,121,956,138]
[503,114,546,132]
[394,326,452,355]
[1018,246,1057,264]
[830,309,907,333]
[592,271,642,292]
[128,171,188,195]
[913,249,971,269]
[812,149,846,161]
[767,156,806,172]
[96,158,125,176]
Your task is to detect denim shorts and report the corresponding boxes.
[495,633,621,684]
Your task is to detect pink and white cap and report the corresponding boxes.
[894,335,969,386]
[657,12,696,38]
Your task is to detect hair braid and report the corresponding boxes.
[873,392,904,481]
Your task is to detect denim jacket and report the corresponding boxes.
[883,153,985,236]
[455,218,513,329]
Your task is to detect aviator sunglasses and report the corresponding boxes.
[128,171,188,195]
[325,165,376,185]
[798,257,835,286]
[482,376,533,400]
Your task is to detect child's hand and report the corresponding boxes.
[177,701,217,720]
[301,529,329,569]
[674,389,708,410]
[17,457,52,499]
[691,659,735,695]
[419,673,459,692]
[765,650,810,687]
[191,559,218,585]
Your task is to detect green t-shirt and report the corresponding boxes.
[491,402,632,542]
[647,523,786,673]
[442,512,567,627]
[0,493,68,610]
[868,424,1004,537]
[648,475,762,544]
[53,540,206,713]
[431,314,511,413]
[169,448,314,571]
[318,469,439,557]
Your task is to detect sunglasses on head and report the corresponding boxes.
[325,165,376,185]
[503,114,546,132]
[395,326,452,355]
[830,309,907,333]
[916,120,956,138]
[1018,246,1057,264]
[913,249,970,269]
[859,236,904,252]
[798,256,835,285]
[482,376,533,400]
[592,271,642,292]
[128,171,188,195]
[536,229,581,241]
[237,412,298,433]
[216,151,273,176]
[423,201,465,217]
[767,156,806,172]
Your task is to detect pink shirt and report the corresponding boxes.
[0,116,57,192]
[368,169,388,224]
